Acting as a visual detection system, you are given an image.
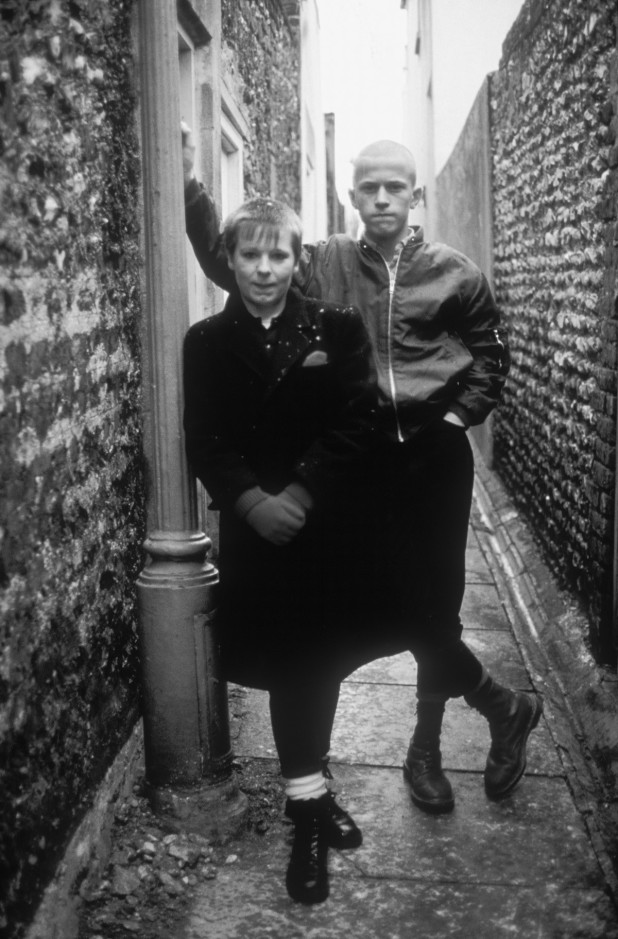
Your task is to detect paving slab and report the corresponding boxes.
[461,583,511,629]
[326,766,597,885]
[331,686,559,774]
[184,871,618,939]
[463,628,533,688]
[216,501,618,939]
[347,631,532,689]
[348,651,417,685]
[466,545,495,584]
[183,763,617,939]
[232,684,561,776]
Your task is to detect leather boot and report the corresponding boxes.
[322,790,362,849]
[403,696,454,813]
[465,678,543,798]
[403,745,455,813]
[284,796,329,904]
[320,758,362,849]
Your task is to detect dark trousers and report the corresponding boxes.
[371,421,484,699]
[269,676,341,778]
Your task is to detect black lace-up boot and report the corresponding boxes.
[319,758,362,849]
[465,678,544,798]
[403,744,455,813]
[322,790,363,848]
[284,796,330,904]
[403,697,454,813]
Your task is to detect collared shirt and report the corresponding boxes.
[245,309,282,359]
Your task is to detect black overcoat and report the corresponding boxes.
[183,289,378,689]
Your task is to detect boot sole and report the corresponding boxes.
[403,761,455,814]
[286,875,329,905]
[485,694,544,799]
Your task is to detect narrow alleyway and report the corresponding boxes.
[180,502,618,938]
[79,473,618,939]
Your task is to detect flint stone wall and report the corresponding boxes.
[490,0,618,660]
[0,1,144,934]
[220,0,300,209]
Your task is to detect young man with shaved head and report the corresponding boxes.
[184,134,543,816]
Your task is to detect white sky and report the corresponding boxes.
[317,0,407,194]
[316,0,524,190]
[431,0,525,170]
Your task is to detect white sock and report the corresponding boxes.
[284,772,327,801]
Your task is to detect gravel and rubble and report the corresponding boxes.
[78,759,283,938]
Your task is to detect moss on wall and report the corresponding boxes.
[0,1,145,934]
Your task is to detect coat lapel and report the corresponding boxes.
[215,290,319,390]
[216,294,272,382]
[269,291,316,382]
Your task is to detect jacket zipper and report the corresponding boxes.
[385,252,405,443]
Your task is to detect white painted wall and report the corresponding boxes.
[431,0,525,172]
[402,0,524,235]
[301,0,328,240]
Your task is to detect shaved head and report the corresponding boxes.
[352,140,417,187]
[348,140,422,256]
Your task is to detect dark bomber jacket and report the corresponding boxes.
[185,180,510,443]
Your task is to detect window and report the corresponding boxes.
[220,111,244,222]
[220,84,247,221]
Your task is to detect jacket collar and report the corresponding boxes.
[358,225,424,254]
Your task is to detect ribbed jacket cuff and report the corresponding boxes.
[234,487,268,519]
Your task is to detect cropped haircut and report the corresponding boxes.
[351,140,417,188]
[222,197,303,261]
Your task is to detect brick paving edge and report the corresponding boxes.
[471,440,618,905]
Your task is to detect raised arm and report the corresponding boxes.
[182,123,236,292]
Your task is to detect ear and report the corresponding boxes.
[410,186,423,208]
[226,251,235,271]
[348,188,358,210]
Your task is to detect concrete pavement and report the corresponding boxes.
[180,498,618,939]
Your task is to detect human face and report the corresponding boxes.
[349,153,422,253]
[227,225,298,319]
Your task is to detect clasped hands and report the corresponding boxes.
[246,492,307,546]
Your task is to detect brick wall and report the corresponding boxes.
[490,0,618,660]
[221,0,300,209]
[0,1,145,934]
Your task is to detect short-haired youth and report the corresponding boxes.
[352,140,417,188]
[223,197,303,261]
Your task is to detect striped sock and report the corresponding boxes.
[284,772,328,801]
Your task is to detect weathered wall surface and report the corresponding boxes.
[490,0,618,660]
[435,79,496,466]
[220,0,300,209]
[436,79,493,281]
[0,1,145,935]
